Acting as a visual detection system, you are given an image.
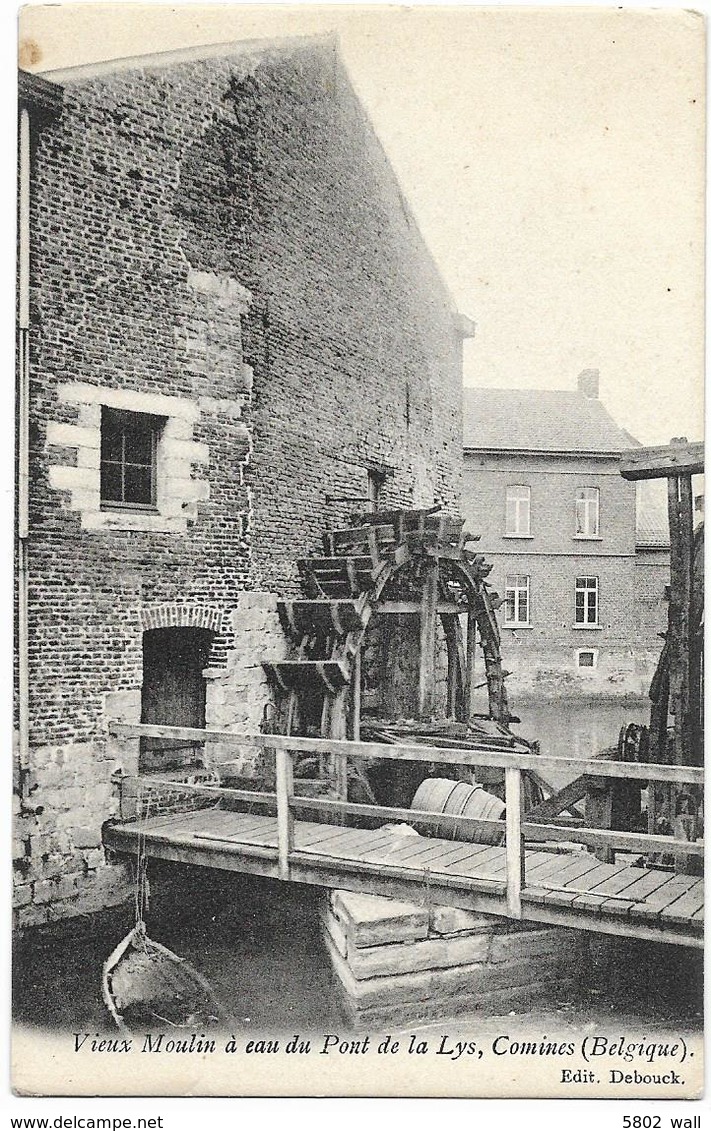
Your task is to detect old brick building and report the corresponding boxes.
[16,37,468,926]
[462,370,670,700]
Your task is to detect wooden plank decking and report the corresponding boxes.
[104,808,703,949]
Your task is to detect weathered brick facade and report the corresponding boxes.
[16,38,464,925]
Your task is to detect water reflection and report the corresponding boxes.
[511,699,650,788]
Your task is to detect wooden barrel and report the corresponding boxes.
[411,777,505,844]
[410,777,461,836]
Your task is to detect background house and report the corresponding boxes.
[16,37,468,927]
[461,369,670,700]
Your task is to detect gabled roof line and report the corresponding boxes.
[462,385,639,454]
[36,32,337,84]
[36,31,467,329]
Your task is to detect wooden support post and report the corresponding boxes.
[648,638,671,836]
[586,779,614,863]
[667,470,695,871]
[504,767,524,919]
[689,525,704,766]
[674,807,700,876]
[667,475,683,764]
[350,649,361,742]
[328,688,349,807]
[334,752,349,802]
[646,782,658,837]
[441,613,464,720]
[418,560,439,718]
[464,611,477,721]
[676,474,694,766]
[444,619,457,719]
[275,747,294,881]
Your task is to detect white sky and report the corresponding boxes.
[19,2,706,446]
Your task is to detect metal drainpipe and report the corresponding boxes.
[17,106,31,804]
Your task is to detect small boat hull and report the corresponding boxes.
[102,924,229,1034]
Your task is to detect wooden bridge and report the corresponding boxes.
[105,723,704,950]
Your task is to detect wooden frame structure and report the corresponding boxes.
[620,438,704,862]
[107,722,704,948]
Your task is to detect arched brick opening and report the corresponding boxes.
[137,604,232,668]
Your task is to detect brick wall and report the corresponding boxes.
[18,38,463,923]
[634,551,669,640]
[224,44,463,593]
[462,453,665,698]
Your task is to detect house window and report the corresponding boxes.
[100,407,162,510]
[505,485,531,536]
[577,649,598,669]
[505,574,530,626]
[575,487,600,537]
[575,575,599,625]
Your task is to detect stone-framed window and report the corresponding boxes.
[576,648,598,670]
[100,407,164,511]
[47,383,209,533]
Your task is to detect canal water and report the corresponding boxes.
[13,699,702,1038]
[510,698,652,790]
[13,864,702,1038]
[510,698,651,763]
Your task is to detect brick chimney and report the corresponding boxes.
[578,368,599,398]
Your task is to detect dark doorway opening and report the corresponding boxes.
[139,627,212,773]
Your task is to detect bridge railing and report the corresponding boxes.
[109,723,704,920]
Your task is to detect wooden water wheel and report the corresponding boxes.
[261,505,514,802]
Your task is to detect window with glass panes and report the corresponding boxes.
[575,575,599,625]
[505,485,531,535]
[505,574,530,625]
[100,407,161,509]
[575,486,600,537]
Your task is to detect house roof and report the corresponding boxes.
[463,387,639,454]
[636,481,671,549]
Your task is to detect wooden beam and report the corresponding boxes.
[289,795,704,856]
[103,822,704,949]
[325,687,349,805]
[375,601,460,615]
[275,747,294,880]
[675,475,694,766]
[418,560,439,717]
[619,440,704,480]
[505,767,524,918]
[464,611,477,721]
[357,504,442,525]
[527,774,589,820]
[585,780,614,864]
[109,723,705,785]
[350,649,361,741]
[440,612,465,721]
[112,784,704,859]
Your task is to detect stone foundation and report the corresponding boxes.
[13,737,133,930]
[322,890,589,1030]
